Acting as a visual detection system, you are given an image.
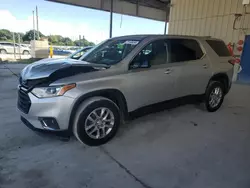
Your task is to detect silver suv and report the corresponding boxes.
[17,35,233,146]
[0,42,30,55]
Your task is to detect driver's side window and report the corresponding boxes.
[130,39,168,69]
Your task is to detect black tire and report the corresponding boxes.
[205,81,225,112]
[23,50,30,55]
[0,49,7,54]
[73,97,120,146]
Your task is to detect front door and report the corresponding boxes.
[123,39,177,112]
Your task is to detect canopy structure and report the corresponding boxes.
[47,0,171,37]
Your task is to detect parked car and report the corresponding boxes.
[0,42,30,55]
[51,47,72,56]
[41,46,93,63]
[17,35,233,146]
[66,47,81,54]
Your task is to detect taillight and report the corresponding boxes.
[228,58,240,65]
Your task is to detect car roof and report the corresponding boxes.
[110,34,219,41]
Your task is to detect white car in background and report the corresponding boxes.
[0,42,31,55]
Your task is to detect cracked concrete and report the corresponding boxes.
[0,63,250,188]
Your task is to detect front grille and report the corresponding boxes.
[18,89,31,114]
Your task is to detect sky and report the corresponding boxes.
[0,0,167,43]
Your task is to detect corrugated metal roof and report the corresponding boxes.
[47,0,170,21]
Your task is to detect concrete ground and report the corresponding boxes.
[0,63,250,188]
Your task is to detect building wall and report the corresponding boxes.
[168,0,250,46]
[30,40,49,58]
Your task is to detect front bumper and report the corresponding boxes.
[21,116,71,137]
[18,87,75,133]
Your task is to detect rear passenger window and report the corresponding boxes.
[168,39,204,63]
[206,40,230,57]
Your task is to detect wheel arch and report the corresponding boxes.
[22,50,30,54]
[208,73,230,93]
[68,89,128,132]
[0,48,7,53]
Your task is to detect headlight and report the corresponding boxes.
[31,83,76,98]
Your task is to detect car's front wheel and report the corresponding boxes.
[73,97,121,146]
[205,81,225,112]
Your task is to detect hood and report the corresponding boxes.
[20,58,109,89]
[21,58,108,80]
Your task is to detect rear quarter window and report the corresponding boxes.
[206,40,230,57]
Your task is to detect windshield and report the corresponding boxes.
[69,47,93,60]
[81,39,141,65]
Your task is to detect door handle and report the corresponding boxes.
[164,69,172,74]
[203,64,208,69]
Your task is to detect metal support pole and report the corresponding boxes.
[18,34,21,59]
[36,6,39,39]
[164,21,167,34]
[136,0,139,16]
[79,35,81,47]
[12,32,16,60]
[109,0,113,38]
[164,6,168,35]
[33,11,36,40]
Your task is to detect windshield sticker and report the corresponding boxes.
[123,41,139,45]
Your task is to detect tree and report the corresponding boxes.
[0,29,24,43]
[13,32,24,43]
[61,37,74,46]
[22,30,44,42]
[88,42,95,46]
[48,35,63,44]
[74,38,94,47]
[0,29,12,41]
[0,28,95,46]
[48,35,74,45]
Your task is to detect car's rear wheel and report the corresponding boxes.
[73,97,120,146]
[23,50,30,55]
[0,49,7,54]
[205,81,225,112]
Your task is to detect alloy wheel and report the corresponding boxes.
[84,107,115,139]
[209,87,223,108]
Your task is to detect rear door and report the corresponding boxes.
[167,38,212,97]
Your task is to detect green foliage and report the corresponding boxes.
[22,30,44,41]
[0,29,25,43]
[0,29,12,41]
[48,35,63,44]
[0,28,95,46]
[48,35,74,46]
[74,39,94,47]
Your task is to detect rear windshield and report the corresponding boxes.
[206,40,230,57]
